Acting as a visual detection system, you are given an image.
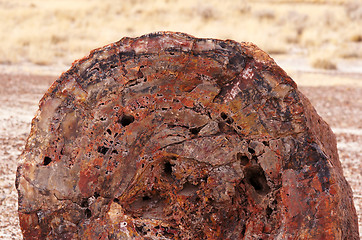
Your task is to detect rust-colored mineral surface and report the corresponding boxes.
[16,32,359,239]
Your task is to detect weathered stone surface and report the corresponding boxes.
[16,32,359,239]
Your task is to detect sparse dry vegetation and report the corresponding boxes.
[0,0,361,69]
[309,54,338,70]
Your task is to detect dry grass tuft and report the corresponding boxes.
[254,9,276,20]
[309,55,338,70]
[0,0,361,69]
[350,34,362,43]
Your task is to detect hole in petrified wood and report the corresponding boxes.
[129,194,155,210]
[237,153,249,166]
[190,126,204,135]
[248,147,255,155]
[43,156,52,166]
[128,192,165,220]
[137,69,144,78]
[179,182,199,197]
[219,112,234,124]
[226,117,234,124]
[266,206,273,218]
[142,196,151,201]
[119,114,135,127]
[164,161,173,176]
[80,198,89,208]
[245,165,270,195]
[85,208,92,218]
[250,177,263,191]
[97,146,109,155]
[190,127,200,135]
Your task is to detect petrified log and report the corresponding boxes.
[16,32,359,239]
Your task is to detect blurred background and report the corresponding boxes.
[0,0,361,238]
[1,0,362,76]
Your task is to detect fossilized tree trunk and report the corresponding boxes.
[16,32,359,239]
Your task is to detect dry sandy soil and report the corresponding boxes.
[0,0,361,238]
[1,0,362,68]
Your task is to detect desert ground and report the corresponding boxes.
[0,0,361,238]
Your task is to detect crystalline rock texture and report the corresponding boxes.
[16,32,359,239]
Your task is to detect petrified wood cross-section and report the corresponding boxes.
[16,32,359,239]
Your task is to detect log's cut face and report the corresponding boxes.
[16,32,359,239]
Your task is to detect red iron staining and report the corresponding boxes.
[16,32,359,239]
